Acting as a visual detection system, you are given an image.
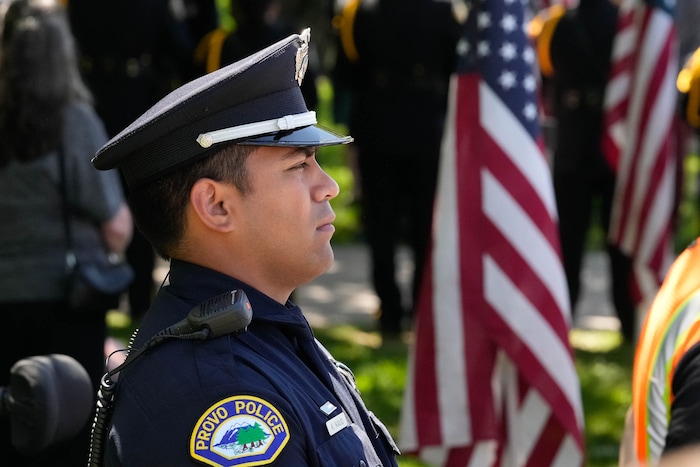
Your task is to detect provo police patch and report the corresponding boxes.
[191,395,290,466]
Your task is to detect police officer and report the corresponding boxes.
[332,0,462,337]
[88,29,400,466]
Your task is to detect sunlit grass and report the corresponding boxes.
[572,330,634,467]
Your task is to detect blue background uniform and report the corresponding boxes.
[106,259,399,466]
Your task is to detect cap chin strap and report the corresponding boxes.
[196,111,317,148]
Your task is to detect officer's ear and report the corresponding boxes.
[189,178,236,232]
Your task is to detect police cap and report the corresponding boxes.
[92,29,352,189]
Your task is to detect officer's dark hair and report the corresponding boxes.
[0,0,92,167]
[128,144,256,260]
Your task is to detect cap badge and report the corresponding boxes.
[295,28,310,85]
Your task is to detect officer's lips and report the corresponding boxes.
[317,214,336,233]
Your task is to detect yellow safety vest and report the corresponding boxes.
[632,238,700,465]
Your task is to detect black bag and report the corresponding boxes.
[58,145,134,311]
[65,252,134,311]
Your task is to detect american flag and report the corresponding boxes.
[601,0,678,305]
[398,0,585,465]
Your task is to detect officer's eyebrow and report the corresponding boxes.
[282,147,316,160]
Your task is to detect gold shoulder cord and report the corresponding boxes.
[193,28,229,74]
[333,0,361,63]
[678,47,700,129]
[529,4,565,78]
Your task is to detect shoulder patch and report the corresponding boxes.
[190,395,290,467]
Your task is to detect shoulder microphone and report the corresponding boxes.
[158,289,253,339]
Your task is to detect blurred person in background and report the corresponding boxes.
[532,0,636,341]
[67,0,204,323]
[0,0,132,464]
[194,0,319,109]
[331,0,463,338]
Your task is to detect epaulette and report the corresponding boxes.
[677,47,700,129]
[529,4,565,78]
[193,27,229,74]
[332,0,361,63]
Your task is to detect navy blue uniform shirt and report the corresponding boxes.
[105,259,399,466]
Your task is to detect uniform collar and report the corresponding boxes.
[166,259,309,329]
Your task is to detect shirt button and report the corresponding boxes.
[359,461,366,467]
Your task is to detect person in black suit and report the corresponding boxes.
[536,0,636,341]
[332,0,463,338]
[194,0,319,109]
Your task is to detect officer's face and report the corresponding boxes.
[234,145,340,293]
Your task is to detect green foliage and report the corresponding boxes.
[214,0,235,31]
[571,330,634,467]
[676,152,700,252]
[105,309,136,344]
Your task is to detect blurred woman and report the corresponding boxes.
[0,0,132,464]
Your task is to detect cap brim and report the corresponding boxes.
[243,124,353,147]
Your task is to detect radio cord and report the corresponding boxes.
[86,328,211,467]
